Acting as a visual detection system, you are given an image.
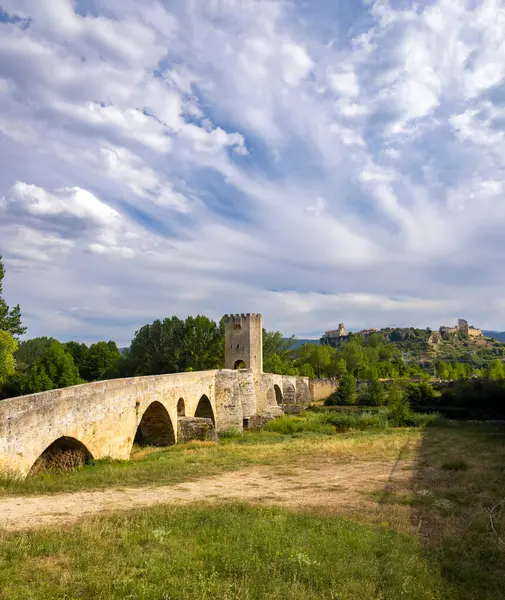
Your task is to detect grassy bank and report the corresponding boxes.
[0,503,456,600]
[0,427,419,497]
[1,421,505,598]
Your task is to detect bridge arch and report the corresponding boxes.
[195,394,215,425]
[134,401,175,447]
[29,436,93,476]
[177,397,186,417]
[274,384,283,406]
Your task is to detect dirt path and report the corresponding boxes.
[0,459,414,532]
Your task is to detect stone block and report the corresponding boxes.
[177,417,217,443]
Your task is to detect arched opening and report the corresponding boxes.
[134,401,175,447]
[195,394,215,425]
[234,359,246,369]
[29,436,93,476]
[274,384,283,406]
[177,397,186,417]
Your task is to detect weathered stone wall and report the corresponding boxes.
[283,378,297,404]
[237,369,257,419]
[0,368,312,477]
[213,370,243,432]
[254,372,283,416]
[177,417,217,443]
[309,378,339,402]
[224,313,263,371]
[468,328,482,338]
[0,371,218,476]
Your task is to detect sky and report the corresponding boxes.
[1,0,505,345]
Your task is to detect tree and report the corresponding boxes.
[22,340,81,394]
[264,353,284,375]
[0,256,26,336]
[127,315,224,376]
[0,330,17,388]
[128,317,186,375]
[64,342,89,375]
[80,341,120,381]
[15,337,57,367]
[299,363,316,378]
[263,330,296,374]
[311,345,335,377]
[386,383,411,426]
[340,340,365,376]
[360,378,386,406]
[326,373,357,405]
[328,357,347,378]
[405,382,435,409]
[435,361,451,379]
[182,315,224,372]
[486,359,505,380]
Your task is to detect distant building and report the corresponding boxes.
[320,323,384,348]
[320,323,348,348]
[355,328,379,338]
[440,319,482,339]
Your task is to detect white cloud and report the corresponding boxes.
[281,41,314,86]
[0,183,137,260]
[327,70,360,98]
[4,182,119,226]
[1,0,505,344]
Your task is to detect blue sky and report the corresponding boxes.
[1,0,505,345]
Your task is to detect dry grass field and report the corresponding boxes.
[0,419,504,599]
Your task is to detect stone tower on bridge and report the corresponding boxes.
[224,313,263,372]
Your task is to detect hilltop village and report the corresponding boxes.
[320,318,482,348]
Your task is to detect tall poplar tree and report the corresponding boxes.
[0,256,26,336]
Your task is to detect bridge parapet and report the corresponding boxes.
[0,369,311,477]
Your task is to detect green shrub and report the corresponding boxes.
[405,382,436,409]
[264,414,334,436]
[407,412,438,427]
[358,379,386,406]
[263,408,435,436]
[318,410,388,432]
[325,374,357,405]
[218,428,243,441]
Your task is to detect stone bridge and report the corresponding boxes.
[0,314,313,476]
[0,369,310,476]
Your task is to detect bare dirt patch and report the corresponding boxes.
[0,458,415,531]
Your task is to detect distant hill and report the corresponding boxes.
[483,331,505,343]
[287,338,319,349]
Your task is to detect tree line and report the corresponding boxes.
[3,255,505,400]
[323,376,505,421]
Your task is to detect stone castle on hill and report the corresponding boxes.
[440,318,482,339]
[320,318,482,348]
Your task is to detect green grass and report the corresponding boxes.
[0,503,455,600]
[265,409,437,435]
[0,427,420,497]
[2,422,505,598]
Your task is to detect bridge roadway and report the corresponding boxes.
[0,369,311,477]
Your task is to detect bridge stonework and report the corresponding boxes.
[0,314,315,477]
[0,368,313,477]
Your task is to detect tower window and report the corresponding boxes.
[234,323,241,330]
